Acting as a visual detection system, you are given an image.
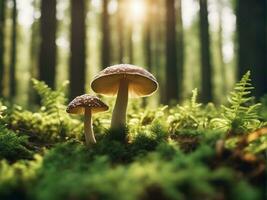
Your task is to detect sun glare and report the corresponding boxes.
[129,0,145,21]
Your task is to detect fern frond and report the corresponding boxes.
[168,89,203,132]
[32,79,68,115]
[7,80,83,143]
[211,71,261,134]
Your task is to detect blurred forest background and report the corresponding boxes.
[0,0,266,106]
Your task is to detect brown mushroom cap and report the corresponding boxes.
[91,64,158,98]
[66,94,109,114]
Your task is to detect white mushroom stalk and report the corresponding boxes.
[66,94,109,146]
[84,107,96,145]
[111,78,129,129]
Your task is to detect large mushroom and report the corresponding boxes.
[91,64,158,129]
[66,94,108,145]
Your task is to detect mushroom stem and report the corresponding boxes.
[84,107,96,145]
[111,78,129,129]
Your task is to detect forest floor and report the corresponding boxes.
[0,74,267,200]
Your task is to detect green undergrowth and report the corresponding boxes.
[30,142,259,200]
[0,127,33,161]
[0,72,266,200]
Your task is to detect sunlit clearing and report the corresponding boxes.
[129,0,145,21]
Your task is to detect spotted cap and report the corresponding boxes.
[91,64,158,98]
[66,94,109,114]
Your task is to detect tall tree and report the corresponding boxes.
[165,0,179,103]
[152,0,162,76]
[199,0,213,103]
[101,0,111,68]
[142,0,153,107]
[176,0,184,99]
[217,0,227,95]
[127,24,133,64]
[28,0,40,105]
[0,0,6,96]
[236,0,267,99]
[143,0,152,71]
[69,0,86,100]
[9,0,17,99]
[151,0,165,104]
[117,0,124,63]
[39,0,57,89]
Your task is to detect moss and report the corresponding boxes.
[29,143,260,200]
[0,127,33,161]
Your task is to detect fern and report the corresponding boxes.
[211,71,261,134]
[32,79,72,138]
[0,126,33,161]
[32,78,68,115]
[128,105,167,138]
[168,89,202,132]
[7,80,83,143]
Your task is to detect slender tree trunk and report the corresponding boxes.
[176,0,184,100]
[39,0,57,89]
[101,0,110,68]
[28,0,39,105]
[165,0,178,103]
[199,0,213,103]
[128,25,133,64]
[143,0,152,72]
[236,0,267,99]
[70,0,86,100]
[117,0,124,63]
[151,0,165,104]
[142,0,153,107]
[153,0,161,76]
[9,0,17,99]
[218,0,226,94]
[0,0,6,97]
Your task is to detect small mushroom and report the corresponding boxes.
[91,64,158,129]
[66,94,108,145]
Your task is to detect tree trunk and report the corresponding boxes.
[101,0,110,68]
[153,0,162,76]
[143,0,152,72]
[141,0,153,107]
[152,0,165,104]
[236,0,267,99]
[165,0,178,103]
[128,25,133,64]
[39,0,57,89]
[70,0,86,100]
[0,0,6,97]
[218,0,226,95]
[176,0,184,100]
[199,0,213,103]
[28,0,40,105]
[117,0,124,63]
[9,0,17,99]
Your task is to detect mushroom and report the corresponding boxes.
[91,64,158,129]
[66,94,109,145]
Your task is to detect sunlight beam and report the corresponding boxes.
[129,0,145,21]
